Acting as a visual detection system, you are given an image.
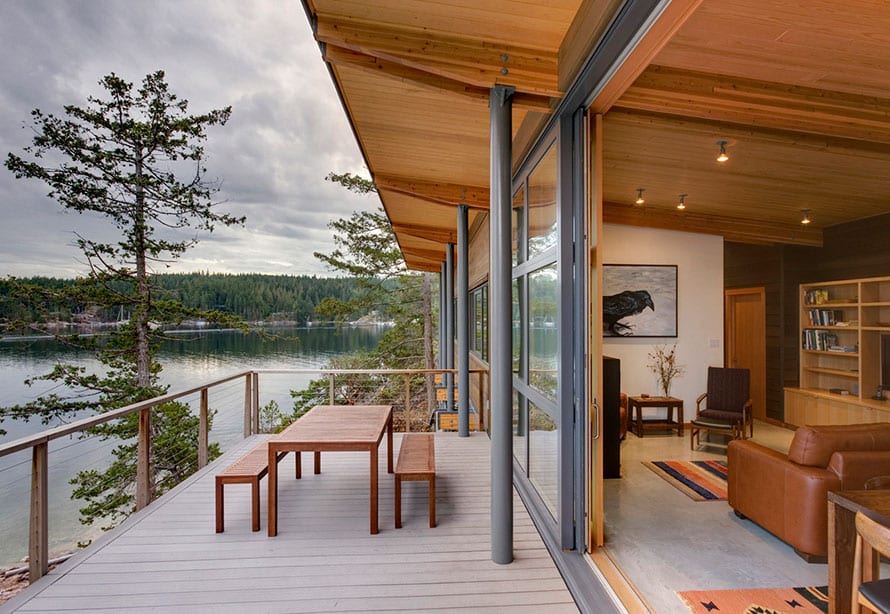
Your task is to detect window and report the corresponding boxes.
[469,283,488,360]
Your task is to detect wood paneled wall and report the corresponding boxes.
[725,212,890,421]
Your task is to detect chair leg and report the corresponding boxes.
[215,478,225,533]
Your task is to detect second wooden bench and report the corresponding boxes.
[215,440,287,533]
[394,433,436,528]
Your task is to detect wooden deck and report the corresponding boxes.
[3,433,580,613]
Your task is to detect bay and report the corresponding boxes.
[0,325,383,568]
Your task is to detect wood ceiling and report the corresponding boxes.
[304,0,890,271]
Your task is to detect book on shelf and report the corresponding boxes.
[804,289,830,305]
[802,328,839,351]
[828,345,858,353]
[807,308,845,326]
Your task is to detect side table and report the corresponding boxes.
[627,395,684,437]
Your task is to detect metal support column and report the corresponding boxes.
[490,84,515,564]
[439,263,446,369]
[457,204,470,436]
[445,243,455,412]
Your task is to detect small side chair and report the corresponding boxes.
[852,511,890,614]
[694,366,753,438]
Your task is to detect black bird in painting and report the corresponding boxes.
[603,290,655,336]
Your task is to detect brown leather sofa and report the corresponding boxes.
[727,423,890,561]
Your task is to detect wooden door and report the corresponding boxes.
[725,288,766,422]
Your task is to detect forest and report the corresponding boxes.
[0,272,363,326]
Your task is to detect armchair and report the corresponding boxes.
[694,366,753,438]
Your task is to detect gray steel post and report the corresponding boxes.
[457,204,470,436]
[445,243,455,412]
[439,263,446,370]
[490,84,514,564]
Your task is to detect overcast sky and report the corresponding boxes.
[0,1,376,278]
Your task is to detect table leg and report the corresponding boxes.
[386,414,394,474]
[635,402,643,437]
[829,500,856,614]
[677,403,684,436]
[295,451,301,479]
[370,446,379,534]
[314,451,321,474]
[268,444,278,537]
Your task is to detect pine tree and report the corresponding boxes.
[2,71,242,524]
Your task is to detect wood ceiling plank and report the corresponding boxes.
[323,45,553,111]
[603,201,823,247]
[617,66,890,144]
[316,17,561,96]
[391,223,456,245]
[376,175,489,210]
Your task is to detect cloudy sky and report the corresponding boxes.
[0,1,377,278]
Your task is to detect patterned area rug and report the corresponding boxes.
[642,460,728,501]
[679,585,828,613]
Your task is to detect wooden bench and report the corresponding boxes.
[215,441,287,533]
[394,433,436,528]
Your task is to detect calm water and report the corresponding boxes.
[0,326,383,568]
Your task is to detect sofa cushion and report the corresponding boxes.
[788,423,890,468]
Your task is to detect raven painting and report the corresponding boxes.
[603,290,655,336]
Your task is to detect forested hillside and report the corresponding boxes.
[0,273,361,325]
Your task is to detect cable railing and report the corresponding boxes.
[0,367,489,584]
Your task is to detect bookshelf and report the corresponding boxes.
[786,276,890,426]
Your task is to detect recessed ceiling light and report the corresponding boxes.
[677,193,687,210]
[801,209,812,225]
[716,140,729,163]
[634,188,645,206]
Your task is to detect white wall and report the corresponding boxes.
[602,224,724,419]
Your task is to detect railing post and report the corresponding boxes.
[135,407,152,510]
[29,441,48,582]
[251,372,260,435]
[243,373,252,438]
[329,373,335,405]
[198,388,209,468]
[404,373,412,433]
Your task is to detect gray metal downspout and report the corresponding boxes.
[457,205,470,437]
[490,85,514,565]
[445,243,455,412]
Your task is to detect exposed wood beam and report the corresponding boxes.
[316,17,561,97]
[376,175,489,209]
[603,201,823,247]
[401,246,449,264]
[323,45,553,111]
[615,66,890,145]
[391,223,456,245]
[588,0,703,114]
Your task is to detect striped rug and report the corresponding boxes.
[642,460,728,501]
[679,585,828,613]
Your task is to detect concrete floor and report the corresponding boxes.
[602,421,828,613]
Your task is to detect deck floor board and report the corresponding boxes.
[4,433,579,612]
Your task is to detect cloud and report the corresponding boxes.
[0,0,376,278]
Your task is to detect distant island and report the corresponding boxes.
[0,272,376,331]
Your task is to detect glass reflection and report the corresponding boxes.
[529,402,558,519]
[527,145,557,258]
[512,279,522,375]
[512,189,525,265]
[513,391,527,471]
[528,264,558,400]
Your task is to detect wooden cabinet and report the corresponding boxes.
[787,276,890,426]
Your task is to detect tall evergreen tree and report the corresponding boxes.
[2,71,241,524]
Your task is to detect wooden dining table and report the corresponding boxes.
[267,404,393,536]
[827,489,890,614]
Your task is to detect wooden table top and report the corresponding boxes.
[275,405,392,445]
[627,395,682,405]
[829,489,890,524]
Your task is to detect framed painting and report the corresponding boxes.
[603,264,677,337]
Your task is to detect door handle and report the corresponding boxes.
[591,398,600,440]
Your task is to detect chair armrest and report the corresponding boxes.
[828,451,890,490]
[696,392,707,411]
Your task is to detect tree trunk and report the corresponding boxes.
[133,147,152,508]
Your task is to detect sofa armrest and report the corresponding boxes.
[828,451,890,490]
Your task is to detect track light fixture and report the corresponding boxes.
[716,140,729,163]
[677,193,687,210]
[801,209,812,225]
[634,188,645,206]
